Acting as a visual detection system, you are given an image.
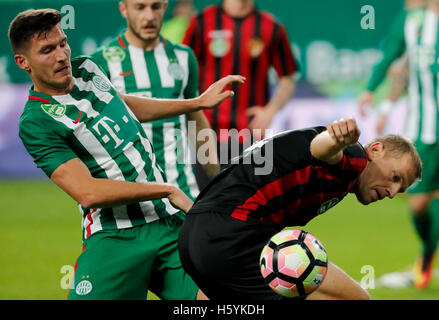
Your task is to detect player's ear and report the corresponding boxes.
[119,1,127,18]
[14,54,31,72]
[366,142,384,161]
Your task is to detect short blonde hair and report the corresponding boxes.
[364,134,422,180]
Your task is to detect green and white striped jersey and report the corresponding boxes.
[19,56,179,240]
[405,8,439,144]
[366,7,439,144]
[92,34,199,200]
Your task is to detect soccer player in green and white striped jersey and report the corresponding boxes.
[92,0,219,201]
[9,8,243,299]
[359,0,439,289]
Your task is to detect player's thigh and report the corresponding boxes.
[149,214,199,300]
[68,229,154,300]
[306,261,370,300]
[409,142,439,195]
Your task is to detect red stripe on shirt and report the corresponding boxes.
[29,96,50,103]
[261,191,345,226]
[118,35,126,49]
[230,161,351,222]
[231,166,313,221]
[85,209,96,239]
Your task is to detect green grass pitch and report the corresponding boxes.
[0,180,438,299]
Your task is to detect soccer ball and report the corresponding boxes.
[260,228,328,298]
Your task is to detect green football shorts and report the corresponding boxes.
[408,141,439,194]
[68,213,198,300]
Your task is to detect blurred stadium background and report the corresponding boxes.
[1,0,438,299]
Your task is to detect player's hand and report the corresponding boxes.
[247,105,276,140]
[197,75,246,110]
[327,118,361,147]
[168,186,194,213]
[376,114,388,136]
[358,91,374,117]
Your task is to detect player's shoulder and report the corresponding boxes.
[199,4,220,16]
[405,6,426,24]
[69,55,109,78]
[164,38,193,53]
[344,142,367,159]
[90,36,126,67]
[19,96,57,135]
[257,8,283,26]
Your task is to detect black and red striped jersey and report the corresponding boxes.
[189,127,368,230]
[182,5,298,142]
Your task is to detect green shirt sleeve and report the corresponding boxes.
[184,49,199,99]
[19,110,77,177]
[366,9,407,92]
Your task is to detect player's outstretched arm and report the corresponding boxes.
[50,158,193,212]
[120,75,245,122]
[310,118,361,165]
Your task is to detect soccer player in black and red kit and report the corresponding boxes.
[183,0,298,180]
[178,118,422,300]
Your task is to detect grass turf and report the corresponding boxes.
[0,180,438,299]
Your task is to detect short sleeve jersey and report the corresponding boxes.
[183,5,299,142]
[92,34,200,200]
[19,56,179,240]
[190,127,368,230]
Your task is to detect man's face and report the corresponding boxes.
[121,0,168,43]
[354,143,417,205]
[16,24,72,93]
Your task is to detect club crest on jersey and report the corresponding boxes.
[167,62,185,80]
[41,104,66,118]
[75,279,93,296]
[103,46,126,63]
[92,75,111,92]
[248,38,265,58]
[317,198,340,215]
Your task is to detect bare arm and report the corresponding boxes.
[247,75,296,133]
[50,158,194,213]
[120,75,245,122]
[186,110,220,178]
[310,118,361,165]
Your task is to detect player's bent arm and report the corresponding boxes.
[310,131,345,165]
[120,75,245,122]
[265,75,296,115]
[50,158,193,212]
[186,110,220,178]
[310,118,360,165]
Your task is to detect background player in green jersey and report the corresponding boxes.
[92,0,218,201]
[9,8,244,300]
[358,0,439,289]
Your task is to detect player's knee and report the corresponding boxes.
[410,195,431,215]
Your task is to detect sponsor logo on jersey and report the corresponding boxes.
[92,75,111,92]
[41,104,66,118]
[103,46,126,63]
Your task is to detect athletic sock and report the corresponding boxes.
[412,199,439,262]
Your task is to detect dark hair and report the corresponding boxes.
[8,8,62,54]
[364,134,422,181]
